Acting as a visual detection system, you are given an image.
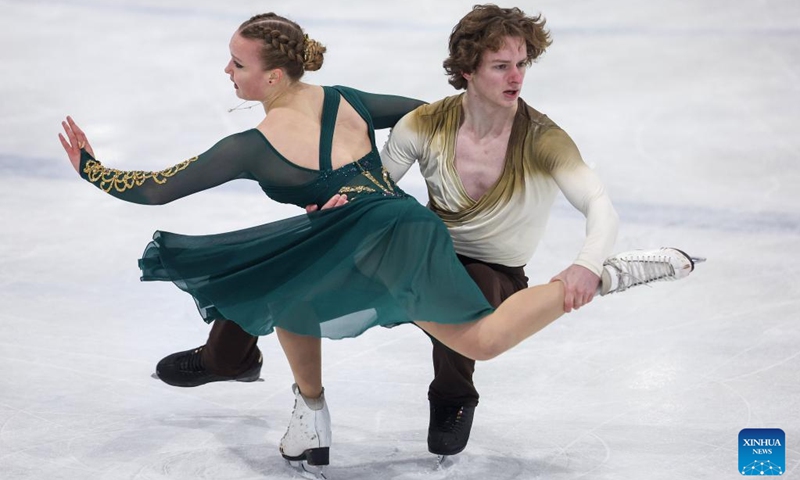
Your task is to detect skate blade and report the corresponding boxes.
[436,454,460,469]
[148,373,263,382]
[286,460,328,479]
[690,256,706,264]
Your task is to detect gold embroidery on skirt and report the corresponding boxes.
[83,157,199,193]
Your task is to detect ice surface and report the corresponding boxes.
[1,0,799,478]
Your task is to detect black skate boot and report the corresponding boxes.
[155,346,262,387]
[428,402,475,456]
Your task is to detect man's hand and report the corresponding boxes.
[550,264,600,312]
[305,193,348,213]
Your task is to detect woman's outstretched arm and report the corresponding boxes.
[59,116,257,205]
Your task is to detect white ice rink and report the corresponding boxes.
[2,0,799,478]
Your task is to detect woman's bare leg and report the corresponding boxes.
[415,282,566,361]
[276,327,322,398]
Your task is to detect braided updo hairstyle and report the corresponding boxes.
[238,13,326,80]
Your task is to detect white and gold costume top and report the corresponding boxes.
[381,94,618,275]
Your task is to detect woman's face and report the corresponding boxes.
[224,32,271,100]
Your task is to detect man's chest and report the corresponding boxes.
[453,131,510,200]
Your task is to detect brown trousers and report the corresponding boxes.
[427,254,528,406]
[200,254,528,405]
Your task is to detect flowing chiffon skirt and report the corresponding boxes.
[138,195,494,339]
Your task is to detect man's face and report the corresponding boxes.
[464,36,528,107]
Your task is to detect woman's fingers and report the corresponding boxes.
[67,116,87,149]
[58,132,72,151]
[62,116,88,149]
[62,120,78,148]
[59,118,83,173]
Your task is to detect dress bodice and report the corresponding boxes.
[256,86,405,207]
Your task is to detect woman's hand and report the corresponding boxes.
[58,116,95,174]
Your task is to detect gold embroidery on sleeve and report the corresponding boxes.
[83,157,199,193]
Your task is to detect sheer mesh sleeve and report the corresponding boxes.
[78,130,272,205]
[336,86,426,129]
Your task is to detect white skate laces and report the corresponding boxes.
[599,247,697,295]
[280,383,332,467]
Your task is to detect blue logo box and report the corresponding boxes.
[739,428,785,476]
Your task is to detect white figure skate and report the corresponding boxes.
[599,247,702,295]
[280,383,331,477]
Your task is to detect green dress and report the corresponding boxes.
[79,86,494,339]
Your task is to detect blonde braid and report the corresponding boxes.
[302,34,326,72]
[238,13,325,78]
[248,24,304,64]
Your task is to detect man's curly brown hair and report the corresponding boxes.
[444,4,552,90]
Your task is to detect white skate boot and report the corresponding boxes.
[599,247,699,295]
[280,383,331,469]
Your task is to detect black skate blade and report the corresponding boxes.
[690,256,706,264]
[286,460,328,479]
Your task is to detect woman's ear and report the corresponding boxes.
[267,68,283,85]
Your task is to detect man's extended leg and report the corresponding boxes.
[156,318,262,387]
[427,255,528,455]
